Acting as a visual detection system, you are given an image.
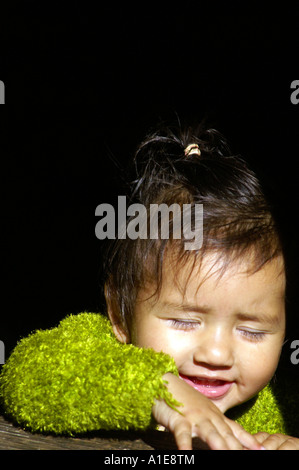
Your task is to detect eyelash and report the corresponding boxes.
[238,329,266,342]
[167,319,199,330]
[167,319,266,341]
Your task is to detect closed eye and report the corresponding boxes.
[238,328,266,342]
[166,319,200,330]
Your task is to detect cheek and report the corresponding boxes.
[131,316,165,349]
[132,318,191,362]
[239,340,282,388]
[155,331,192,364]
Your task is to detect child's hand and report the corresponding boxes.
[254,432,299,450]
[152,373,264,450]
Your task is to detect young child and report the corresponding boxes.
[0,124,298,450]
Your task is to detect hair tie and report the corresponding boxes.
[184,143,201,157]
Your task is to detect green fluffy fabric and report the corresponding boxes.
[0,312,298,437]
[227,383,288,434]
[0,313,179,435]
[226,367,299,437]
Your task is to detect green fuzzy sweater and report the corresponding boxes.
[0,312,298,437]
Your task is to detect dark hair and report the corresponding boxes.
[102,124,283,337]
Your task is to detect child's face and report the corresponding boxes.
[128,253,286,413]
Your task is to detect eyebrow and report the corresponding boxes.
[159,301,282,326]
[235,312,284,328]
[159,301,211,314]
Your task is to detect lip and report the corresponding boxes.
[179,373,234,399]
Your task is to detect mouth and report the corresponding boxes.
[179,374,234,399]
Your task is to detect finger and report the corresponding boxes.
[173,420,193,450]
[206,428,243,450]
[175,416,243,450]
[186,416,255,450]
[253,432,271,443]
[193,420,243,450]
[261,433,296,450]
[228,420,265,450]
[278,438,299,450]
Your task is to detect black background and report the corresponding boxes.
[1,3,299,366]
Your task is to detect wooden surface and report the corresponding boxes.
[0,414,181,450]
[0,414,208,450]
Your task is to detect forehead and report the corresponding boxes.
[140,251,286,309]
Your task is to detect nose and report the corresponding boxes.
[193,326,234,369]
